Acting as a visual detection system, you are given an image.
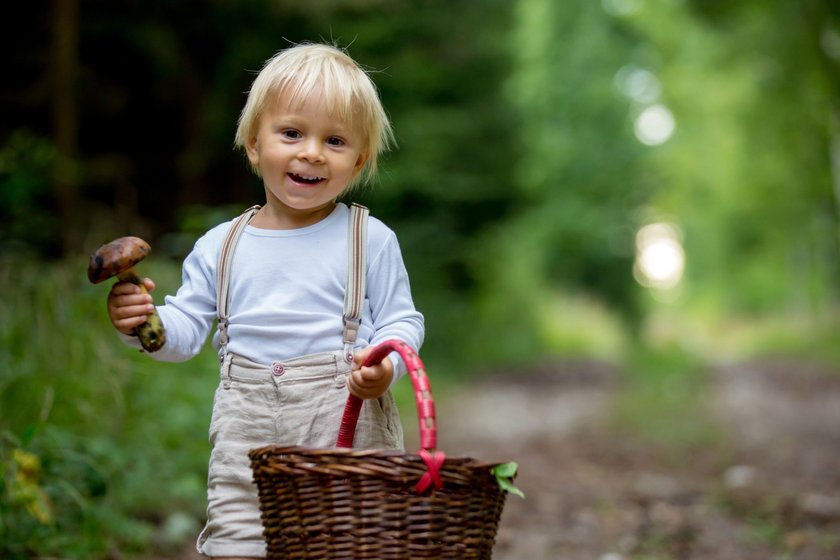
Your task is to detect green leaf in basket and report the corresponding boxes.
[491,462,525,499]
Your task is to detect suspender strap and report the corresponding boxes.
[216,205,260,357]
[343,203,369,354]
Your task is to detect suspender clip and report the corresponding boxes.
[342,315,360,345]
[219,319,229,346]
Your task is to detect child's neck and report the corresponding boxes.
[251,201,337,230]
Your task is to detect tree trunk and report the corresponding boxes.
[51,0,79,255]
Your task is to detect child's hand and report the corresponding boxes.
[348,346,393,399]
[107,278,157,336]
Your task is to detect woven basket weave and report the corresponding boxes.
[249,340,510,559]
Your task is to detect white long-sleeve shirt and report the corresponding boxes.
[123,204,424,379]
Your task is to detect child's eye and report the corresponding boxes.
[326,136,345,147]
[282,129,302,140]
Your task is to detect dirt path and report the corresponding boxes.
[168,357,840,559]
[428,358,840,560]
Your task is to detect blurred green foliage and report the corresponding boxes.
[0,131,61,256]
[2,0,839,556]
[0,258,216,557]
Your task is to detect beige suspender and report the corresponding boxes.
[216,203,369,361]
[216,205,260,358]
[342,203,369,359]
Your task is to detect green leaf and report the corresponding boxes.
[491,462,525,499]
[492,461,518,478]
[497,476,526,499]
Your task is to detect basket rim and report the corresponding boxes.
[249,444,507,469]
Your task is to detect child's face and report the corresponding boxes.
[246,89,367,224]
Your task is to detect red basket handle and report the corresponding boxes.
[336,339,436,451]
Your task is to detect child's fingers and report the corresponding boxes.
[109,278,156,295]
[349,367,379,388]
[109,291,153,310]
[107,280,155,335]
[349,350,393,399]
[347,373,363,397]
[111,314,150,333]
[348,367,383,394]
[359,365,380,381]
[109,281,142,296]
[348,360,393,397]
[110,301,155,320]
[347,374,376,400]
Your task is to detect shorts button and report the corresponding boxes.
[271,362,285,376]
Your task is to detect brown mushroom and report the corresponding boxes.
[88,236,166,352]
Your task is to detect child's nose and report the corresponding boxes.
[297,140,325,163]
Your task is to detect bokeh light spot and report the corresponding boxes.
[634,105,676,146]
[634,222,685,290]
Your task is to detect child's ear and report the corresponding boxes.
[245,137,260,166]
[353,152,369,176]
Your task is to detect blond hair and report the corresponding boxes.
[234,43,393,188]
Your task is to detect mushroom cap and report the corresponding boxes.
[87,236,152,284]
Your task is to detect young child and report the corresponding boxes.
[106,43,424,559]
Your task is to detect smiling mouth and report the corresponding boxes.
[288,173,325,185]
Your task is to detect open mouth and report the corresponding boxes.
[288,173,325,185]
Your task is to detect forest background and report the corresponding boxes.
[1,1,838,557]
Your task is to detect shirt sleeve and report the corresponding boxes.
[365,230,425,382]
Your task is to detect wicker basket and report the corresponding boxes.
[249,340,511,559]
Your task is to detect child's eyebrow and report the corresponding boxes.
[328,122,353,135]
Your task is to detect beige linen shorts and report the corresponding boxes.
[196,350,404,558]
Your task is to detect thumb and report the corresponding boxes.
[142,277,156,293]
[352,346,375,368]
